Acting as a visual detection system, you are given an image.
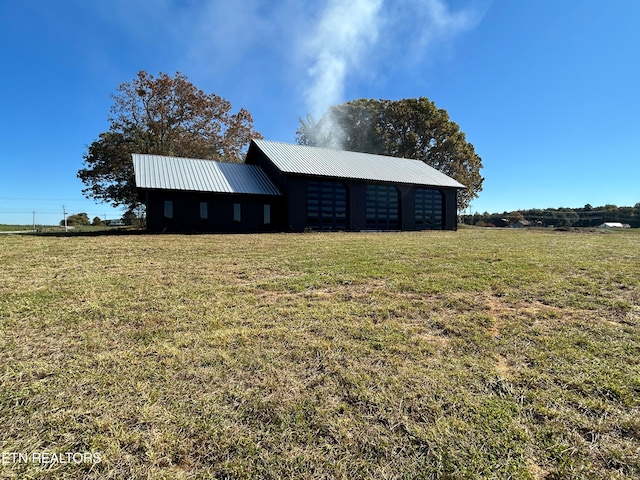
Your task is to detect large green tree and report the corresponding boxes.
[60,212,90,227]
[78,71,262,209]
[296,98,483,209]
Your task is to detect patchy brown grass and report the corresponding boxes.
[1,229,639,478]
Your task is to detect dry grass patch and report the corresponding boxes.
[1,229,639,478]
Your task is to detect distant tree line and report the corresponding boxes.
[462,203,640,228]
[60,210,145,228]
[60,212,92,227]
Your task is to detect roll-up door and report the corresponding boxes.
[415,188,443,230]
[306,180,348,230]
[365,184,400,230]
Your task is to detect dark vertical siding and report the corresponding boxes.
[443,189,458,231]
[398,185,414,230]
[146,191,163,232]
[348,182,366,231]
[287,177,307,231]
[144,190,283,233]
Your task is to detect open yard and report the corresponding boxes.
[1,229,639,479]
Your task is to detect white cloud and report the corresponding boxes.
[389,0,485,58]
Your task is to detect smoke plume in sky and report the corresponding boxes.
[300,0,483,147]
[303,0,383,119]
[83,0,483,149]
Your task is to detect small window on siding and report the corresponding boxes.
[264,204,271,225]
[200,202,208,220]
[234,203,241,223]
[164,200,173,219]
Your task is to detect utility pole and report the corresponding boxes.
[63,205,68,232]
[32,211,35,232]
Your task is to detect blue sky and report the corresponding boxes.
[1,0,638,225]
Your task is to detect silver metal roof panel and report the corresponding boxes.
[132,154,282,196]
[251,139,466,189]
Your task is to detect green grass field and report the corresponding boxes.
[0,225,34,232]
[1,229,638,479]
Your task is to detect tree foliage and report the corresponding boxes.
[61,213,90,226]
[296,98,483,209]
[78,71,262,209]
[122,208,145,228]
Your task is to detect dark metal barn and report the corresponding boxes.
[133,139,465,233]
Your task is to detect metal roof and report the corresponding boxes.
[250,139,466,189]
[132,154,282,196]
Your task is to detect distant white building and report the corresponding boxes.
[599,222,630,229]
